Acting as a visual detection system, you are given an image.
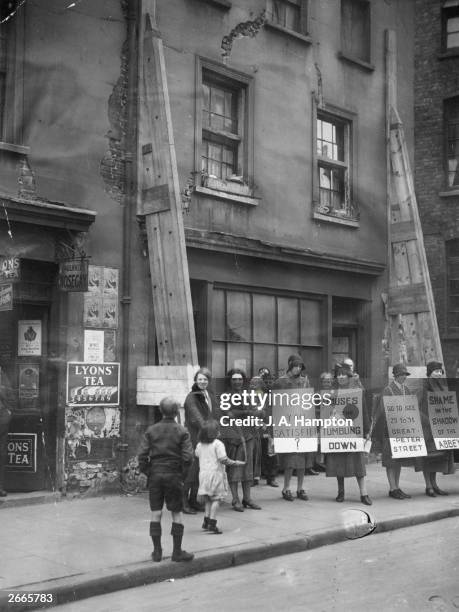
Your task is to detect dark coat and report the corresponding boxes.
[372,380,411,443]
[137,417,193,477]
[184,383,216,447]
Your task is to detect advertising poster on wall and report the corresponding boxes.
[66,362,120,406]
[83,330,105,363]
[17,320,42,356]
[83,294,102,328]
[18,364,40,410]
[0,283,13,311]
[7,433,37,473]
[83,265,119,329]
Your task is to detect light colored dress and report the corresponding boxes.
[195,439,229,501]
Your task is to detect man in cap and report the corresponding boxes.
[372,363,414,500]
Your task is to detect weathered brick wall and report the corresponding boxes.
[415,0,459,370]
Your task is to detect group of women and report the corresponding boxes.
[181,357,456,514]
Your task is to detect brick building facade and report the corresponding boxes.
[415,0,459,374]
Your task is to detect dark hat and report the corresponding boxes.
[426,361,443,377]
[288,354,304,370]
[392,363,410,377]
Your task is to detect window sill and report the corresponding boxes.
[0,141,29,155]
[438,50,459,60]
[439,190,459,198]
[337,52,375,72]
[195,185,259,206]
[196,0,231,8]
[264,21,312,45]
[313,211,359,228]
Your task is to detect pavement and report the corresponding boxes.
[1,463,459,611]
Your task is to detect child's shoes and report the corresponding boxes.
[208,518,222,534]
[202,516,210,530]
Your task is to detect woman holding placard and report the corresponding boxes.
[416,361,455,497]
[373,363,415,500]
[325,363,372,506]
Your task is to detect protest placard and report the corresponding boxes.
[321,388,364,453]
[383,395,427,458]
[427,391,459,450]
[272,387,318,453]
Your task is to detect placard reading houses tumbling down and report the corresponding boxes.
[383,395,427,458]
[272,387,318,453]
[321,388,364,453]
[427,391,459,450]
[66,362,120,406]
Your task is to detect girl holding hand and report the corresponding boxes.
[195,420,245,534]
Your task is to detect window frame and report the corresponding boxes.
[265,0,311,43]
[442,1,459,54]
[444,95,459,191]
[339,0,373,71]
[0,0,25,147]
[312,99,359,226]
[194,57,255,201]
[210,283,326,384]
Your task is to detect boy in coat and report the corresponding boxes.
[138,396,194,562]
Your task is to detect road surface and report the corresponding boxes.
[54,517,459,612]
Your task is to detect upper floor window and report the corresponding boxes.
[201,79,239,180]
[266,0,309,37]
[445,96,459,188]
[314,110,358,223]
[195,58,254,200]
[341,0,371,65]
[442,1,459,52]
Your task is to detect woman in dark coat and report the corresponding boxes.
[415,361,455,496]
[325,363,371,505]
[273,355,312,502]
[218,368,261,512]
[372,363,415,500]
[183,367,216,513]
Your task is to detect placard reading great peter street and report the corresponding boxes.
[427,391,459,450]
[321,388,364,453]
[66,362,120,406]
[383,395,427,458]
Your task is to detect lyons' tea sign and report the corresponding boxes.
[7,433,37,472]
[66,362,120,406]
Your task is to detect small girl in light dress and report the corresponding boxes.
[195,420,245,534]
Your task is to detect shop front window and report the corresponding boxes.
[211,287,324,386]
